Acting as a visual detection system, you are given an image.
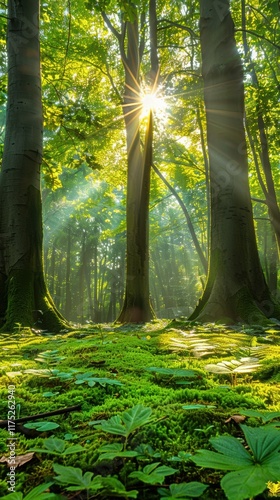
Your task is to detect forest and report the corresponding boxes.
[0,0,279,499]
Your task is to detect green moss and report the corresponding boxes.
[4,269,35,330]
[232,287,272,325]
[0,322,279,498]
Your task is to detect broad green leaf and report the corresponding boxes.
[122,404,153,435]
[168,451,192,462]
[99,443,124,453]
[182,404,216,410]
[53,464,94,490]
[1,485,62,500]
[99,415,127,436]
[24,421,59,432]
[221,466,280,500]
[129,463,177,485]
[240,425,280,463]
[98,442,139,461]
[90,377,122,386]
[145,367,196,377]
[142,462,162,475]
[191,449,252,470]
[62,444,85,455]
[158,481,208,498]
[210,435,253,463]
[98,451,138,461]
[47,437,67,453]
[239,410,280,423]
[31,437,65,453]
[98,476,138,497]
[24,483,56,500]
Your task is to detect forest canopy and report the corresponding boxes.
[0,0,279,330]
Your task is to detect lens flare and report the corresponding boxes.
[141,90,166,118]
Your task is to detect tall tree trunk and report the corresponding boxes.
[0,0,68,332]
[116,16,154,322]
[65,226,72,319]
[190,0,279,325]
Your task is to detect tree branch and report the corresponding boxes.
[158,18,198,38]
[101,11,121,41]
[0,404,81,428]
[235,28,280,50]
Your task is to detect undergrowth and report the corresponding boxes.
[0,319,279,499]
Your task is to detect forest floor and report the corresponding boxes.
[0,319,280,500]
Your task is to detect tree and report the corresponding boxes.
[90,0,156,322]
[0,0,68,332]
[240,0,280,256]
[190,0,279,324]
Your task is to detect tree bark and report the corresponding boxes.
[189,0,279,325]
[114,13,155,322]
[65,226,72,319]
[0,0,68,332]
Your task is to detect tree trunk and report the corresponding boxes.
[116,18,154,322]
[190,0,279,325]
[152,163,208,273]
[0,0,68,332]
[65,226,72,319]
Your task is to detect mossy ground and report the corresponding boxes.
[0,319,279,499]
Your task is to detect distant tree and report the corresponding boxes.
[240,0,280,256]
[0,0,68,331]
[190,0,280,324]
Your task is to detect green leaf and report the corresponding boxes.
[74,373,122,387]
[24,421,59,431]
[98,476,138,497]
[29,437,84,456]
[239,410,280,423]
[221,466,278,500]
[145,367,196,377]
[99,414,127,436]
[129,463,177,485]
[40,437,66,453]
[97,442,139,461]
[42,392,59,397]
[53,464,95,490]
[182,404,216,410]
[191,449,252,470]
[122,404,153,435]
[240,424,280,463]
[158,481,208,498]
[98,405,153,438]
[210,435,253,463]
[0,483,60,500]
[24,483,56,500]
[62,444,85,455]
[168,451,192,462]
[192,426,280,500]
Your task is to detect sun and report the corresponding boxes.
[141,89,166,118]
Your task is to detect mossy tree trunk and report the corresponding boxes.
[0,0,69,332]
[190,0,279,325]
